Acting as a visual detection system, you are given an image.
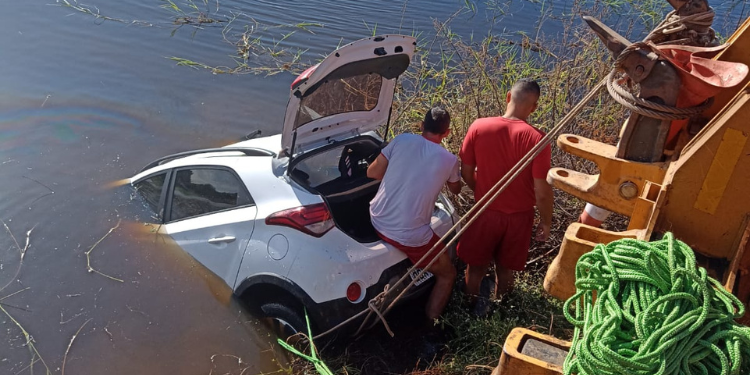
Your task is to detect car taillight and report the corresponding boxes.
[346,282,363,303]
[265,203,334,237]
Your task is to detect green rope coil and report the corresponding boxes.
[563,233,750,375]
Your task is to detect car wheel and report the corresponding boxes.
[260,301,307,343]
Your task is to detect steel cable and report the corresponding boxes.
[606,69,713,121]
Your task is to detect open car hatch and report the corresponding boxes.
[281,35,417,156]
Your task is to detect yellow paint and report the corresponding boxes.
[694,128,748,214]
[493,328,570,375]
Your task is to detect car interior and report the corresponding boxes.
[290,137,382,243]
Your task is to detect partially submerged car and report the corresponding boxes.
[130,35,459,335]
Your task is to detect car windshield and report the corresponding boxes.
[293,73,382,129]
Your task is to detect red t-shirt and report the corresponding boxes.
[459,117,551,214]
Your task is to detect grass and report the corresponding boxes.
[434,271,574,374]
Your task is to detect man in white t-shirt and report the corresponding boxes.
[367,106,462,321]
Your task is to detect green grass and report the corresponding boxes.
[434,270,574,374]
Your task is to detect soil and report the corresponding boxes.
[302,292,455,375]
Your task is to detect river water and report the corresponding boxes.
[0,1,746,374]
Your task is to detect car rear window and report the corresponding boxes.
[294,73,382,129]
[170,168,253,221]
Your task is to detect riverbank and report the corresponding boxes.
[290,3,631,374]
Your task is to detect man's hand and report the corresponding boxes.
[535,223,550,242]
[446,180,462,195]
[533,178,553,242]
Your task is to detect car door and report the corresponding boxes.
[162,166,258,287]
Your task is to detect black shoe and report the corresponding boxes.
[458,278,467,294]
[417,322,448,365]
[472,276,496,318]
[480,275,495,298]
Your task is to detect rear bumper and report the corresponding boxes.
[308,258,435,335]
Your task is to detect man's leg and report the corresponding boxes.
[464,263,490,304]
[493,210,535,299]
[493,265,514,298]
[424,252,457,320]
[578,203,611,228]
[457,211,500,303]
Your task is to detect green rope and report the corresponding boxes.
[276,310,334,375]
[563,233,750,375]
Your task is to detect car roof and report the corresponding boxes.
[229,134,282,153]
[131,150,270,182]
[130,140,322,216]
[131,134,282,182]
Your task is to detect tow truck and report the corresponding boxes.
[491,1,750,373]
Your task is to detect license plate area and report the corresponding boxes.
[409,268,433,286]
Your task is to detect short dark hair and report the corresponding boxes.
[510,78,541,104]
[423,106,451,134]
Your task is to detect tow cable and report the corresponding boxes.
[563,233,750,375]
[312,78,608,341]
[309,8,719,342]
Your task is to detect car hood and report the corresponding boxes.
[280,35,416,156]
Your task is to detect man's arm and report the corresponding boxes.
[534,178,554,242]
[444,159,462,194]
[461,163,477,191]
[367,154,389,180]
[447,180,462,195]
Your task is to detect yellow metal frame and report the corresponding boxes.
[492,328,571,375]
[543,17,750,301]
[494,16,750,375]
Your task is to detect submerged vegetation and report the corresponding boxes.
[58,0,322,75]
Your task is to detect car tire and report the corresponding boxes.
[260,301,307,342]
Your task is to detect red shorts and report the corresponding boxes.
[457,209,535,271]
[377,231,444,269]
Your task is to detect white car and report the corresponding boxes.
[130,35,459,335]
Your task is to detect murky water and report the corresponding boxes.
[0,0,747,374]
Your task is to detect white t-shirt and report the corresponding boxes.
[369,133,460,247]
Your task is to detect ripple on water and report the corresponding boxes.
[0,96,287,375]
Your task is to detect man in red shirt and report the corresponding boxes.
[457,79,553,305]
